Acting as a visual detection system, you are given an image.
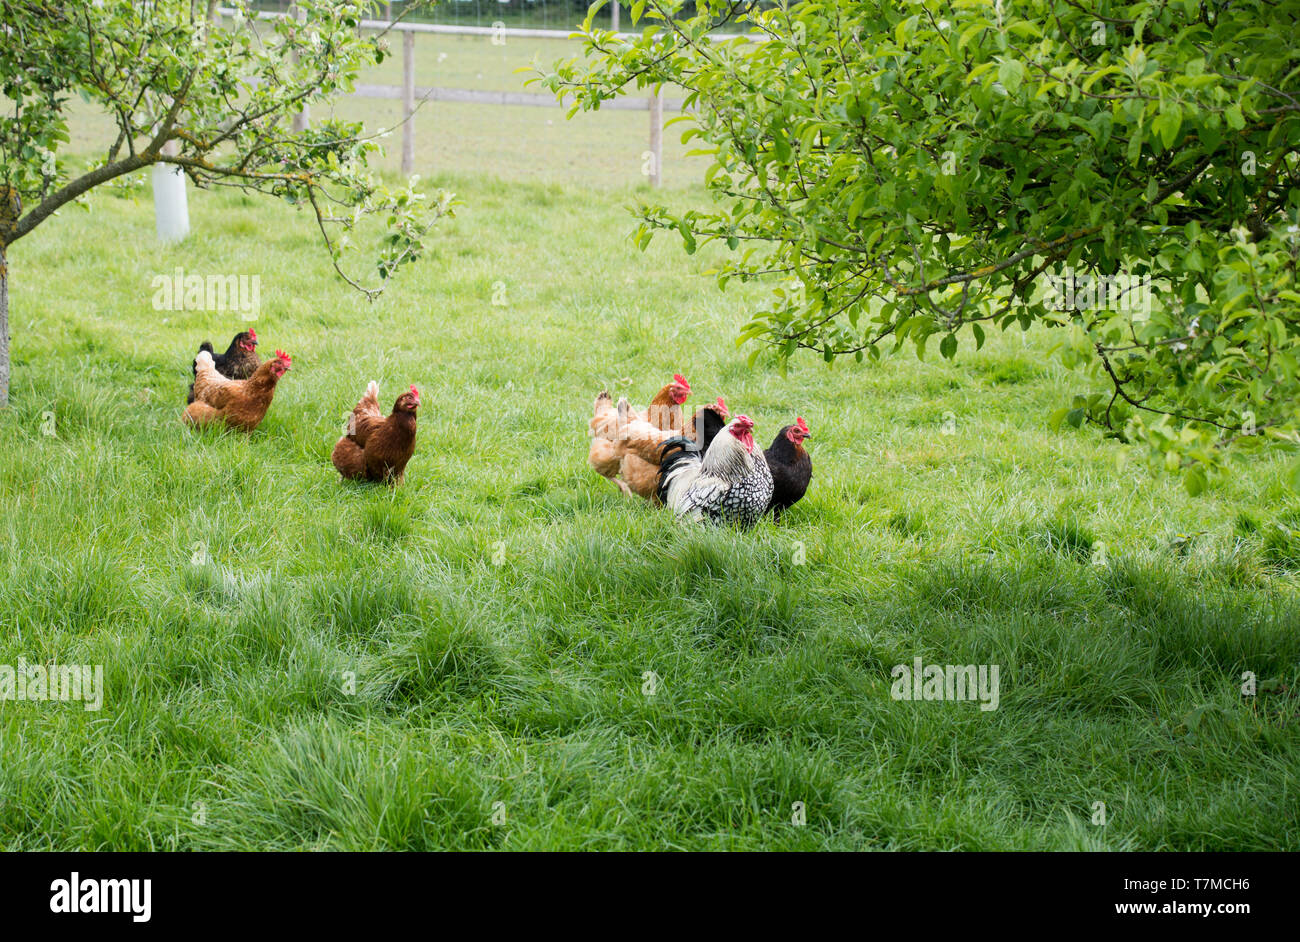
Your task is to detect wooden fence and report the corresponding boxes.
[215,6,741,186]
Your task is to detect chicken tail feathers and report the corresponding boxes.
[346,381,384,444]
[192,341,215,376]
[658,435,699,462]
[657,436,703,508]
[331,437,366,480]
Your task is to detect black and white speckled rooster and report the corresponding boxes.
[657,415,774,528]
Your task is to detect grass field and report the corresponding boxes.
[2,59,1299,849]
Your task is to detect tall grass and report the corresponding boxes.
[0,167,1296,850]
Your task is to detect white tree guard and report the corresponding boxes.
[152,161,190,243]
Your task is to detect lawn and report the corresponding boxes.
[1,53,1298,850]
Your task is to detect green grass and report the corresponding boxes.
[2,138,1299,848]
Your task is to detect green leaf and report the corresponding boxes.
[997,58,1024,94]
[1153,108,1181,149]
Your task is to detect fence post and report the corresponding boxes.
[611,2,619,31]
[402,29,416,175]
[291,3,310,132]
[648,88,663,188]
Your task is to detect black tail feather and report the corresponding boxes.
[192,341,215,376]
[655,436,700,505]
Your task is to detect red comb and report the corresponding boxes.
[716,397,728,415]
[673,373,691,391]
[275,349,291,364]
[247,328,257,342]
[797,416,809,433]
[410,384,419,399]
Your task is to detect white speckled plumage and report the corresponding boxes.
[664,418,774,528]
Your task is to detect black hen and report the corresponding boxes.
[186,329,260,403]
[765,417,812,521]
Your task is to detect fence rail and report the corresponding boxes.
[223,7,764,42]
[353,83,683,111]
[216,6,761,185]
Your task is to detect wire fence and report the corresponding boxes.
[225,3,764,188]
[248,1,770,30]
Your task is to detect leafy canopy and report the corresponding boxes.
[539,0,1300,491]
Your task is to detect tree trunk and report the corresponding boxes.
[0,243,9,408]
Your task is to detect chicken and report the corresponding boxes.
[617,397,730,501]
[587,373,691,492]
[636,373,692,431]
[330,382,420,484]
[186,329,260,404]
[588,391,626,480]
[182,348,292,431]
[658,415,774,528]
[765,417,812,521]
